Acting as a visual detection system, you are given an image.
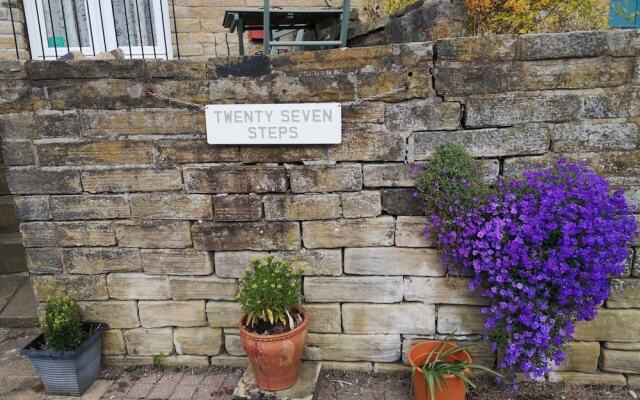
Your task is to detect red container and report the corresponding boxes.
[407,341,472,400]
[239,311,308,391]
[249,30,264,42]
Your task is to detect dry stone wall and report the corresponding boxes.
[1,29,640,384]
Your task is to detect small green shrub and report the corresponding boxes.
[364,0,419,18]
[238,255,303,329]
[41,295,82,351]
[417,144,493,227]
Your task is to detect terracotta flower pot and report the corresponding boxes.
[408,340,472,400]
[239,311,308,391]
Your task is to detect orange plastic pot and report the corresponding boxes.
[239,311,308,391]
[408,340,472,400]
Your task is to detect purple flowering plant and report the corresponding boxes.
[417,145,637,383]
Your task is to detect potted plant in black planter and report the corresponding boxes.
[22,295,105,396]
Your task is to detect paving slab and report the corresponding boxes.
[232,362,321,400]
[0,274,25,311]
[0,279,39,328]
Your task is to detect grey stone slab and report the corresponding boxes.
[233,361,321,400]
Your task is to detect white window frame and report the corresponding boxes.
[24,0,173,60]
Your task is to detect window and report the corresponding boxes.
[24,0,173,60]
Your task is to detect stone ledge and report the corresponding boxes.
[232,361,321,400]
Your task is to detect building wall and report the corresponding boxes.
[1,30,640,384]
[0,1,28,60]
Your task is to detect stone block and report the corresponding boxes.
[404,277,487,305]
[304,333,401,362]
[155,139,239,164]
[192,221,300,251]
[518,31,608,60]
[163,355,210,367]
[270,73,356,103]
[0,110,81,140]
[213,195,262,221]
[547,372,627,386]
[271,45,397,72]
[290,164,362,193]
[78,301,140,329]
[240,146,326,163]
[138,300,207,328]
[263,194,340,221]
[50,195,129,220]
[210,355,249,368]
[385,100,461,131]
[233,361,320,400]
[608,279,640,308]
[225,334,245,356]
[124,328,174,356]
[18,222,55,247]
[328,130,406,162]
[169,276,238,300]
[345,247,443,276]
[184,166,287,193]
[304,303,341,333]
[130,193,213,220]
[206,301,242,328]
[6,168,81,194]
[551,123,638,153]
[465,95,582,127]
[340,191,381,218]
[31,274,108,301]
[381,188,423,216]
[342,102,385,125]
[174,327,223,356]
[601,349,640,374]
[79,108,204,136]
[395,216,434,247]
[302,217,394,248]
[14,196,50,220]
[373,363,411,374]
[141,249,213,275]
[48,221,116,247]
[2,141,35,165]
[436,35,518,61]
[411,125,550,159]
[363,164,417,188]
[115,220,192,248]
[582,87,640,119]
[604,342,640,350]
[555,341,600,373]
[437,305,485,335]
[574,309,640,342]
[608,29,640,57]
[215,249,341,277]
[304,277,403,303]
[25,248,62,274]
[103,330,126,355]
[81,169,183,193]
[107,273,170,300]
[27,60,145,80]
[342,303,435,335]
[63,248,142,274]
[37,140,154,166]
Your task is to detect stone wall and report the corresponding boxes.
[1,29,640,384]
[0,1,28,60]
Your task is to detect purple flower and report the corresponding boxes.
[422,159,637,382]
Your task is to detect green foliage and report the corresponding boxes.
[411,338,501,400]
[41,295,82,351]
[466,0,609,35]
[417,144,493,227]
[153,353,165,368]
[238,255,304,329]
[363,0,419,18]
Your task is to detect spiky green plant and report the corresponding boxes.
[238,255,304,329]
[410,337,502,400]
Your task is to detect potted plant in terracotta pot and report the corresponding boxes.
[238,255,307,391]
[22,295,105,396]
[408,338,500,400]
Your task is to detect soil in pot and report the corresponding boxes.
[239,310,308,391]
[408,340,472,400]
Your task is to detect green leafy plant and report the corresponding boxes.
[411,338,501,400]
[417,144,494,234]
[238,255,304,329]
[41,295,82,351]
[153,353,165,368]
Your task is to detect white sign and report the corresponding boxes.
[205,103,341,145]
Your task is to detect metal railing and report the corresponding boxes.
[8,0,181,60]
